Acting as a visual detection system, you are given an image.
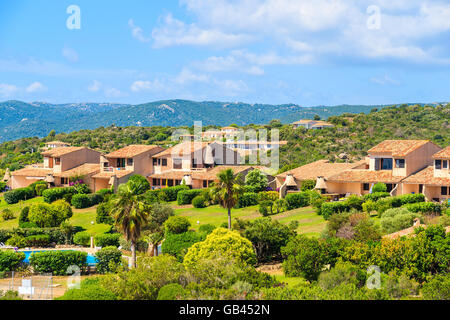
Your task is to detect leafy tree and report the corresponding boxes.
[127,175,151,195]
[111,183,150,268]
[372,182,387,193]
[164,216,191,234]
[210,169,243,229]
[245,169,268,193]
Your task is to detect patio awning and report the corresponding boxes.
[314,176,327,189]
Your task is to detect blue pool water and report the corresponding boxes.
[21,250,98,265]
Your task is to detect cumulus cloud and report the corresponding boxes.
[26,81,47,93]
[130,79,164,92]
[129,19,151,43]
[88,80,102,92]
[0,83,19,97]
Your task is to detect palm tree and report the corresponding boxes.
[210,169,243,230]
[111,183,150,268]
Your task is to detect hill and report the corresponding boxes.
[0,103,448,174]
[0,100,391,142]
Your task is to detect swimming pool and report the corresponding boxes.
[21,250,98,265]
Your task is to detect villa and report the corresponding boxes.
[10,147,101,190]
[92,145,164,192]
[43,141,71,150]
[292,119,335,130]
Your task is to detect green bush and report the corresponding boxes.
[18,206,30,225]
[0,250,25,272]
[346,195,364,211]
[95,246,122,274]
[158,185,189,202]
[58,278,117,300]
[363,192,390,202]
[71,194,92,209]
[285,192,310,210]
[143,189,161,204]
[157,283,186,300]
[192,195,206,208]
[237,192,259,208]
[300,180,316,191]
[88,193,104,206]
[11,227,67,245]
[34,183,48,196]
[372,183,387,193]
[177,189,203,205]
[42,187,75,203]
[96,202,114,225]
[30,250,87,276]
[273,199,288,214]
[73,231,91,247]
[422,274,450,300]
[165,216,191,234]
[245,169,269,193]
[321,201,350,220]
[198,224,216,235]
[161,231,204,262]
[404,202,442,215]
[51,200,73,220]
[259,200,274,216]
[0,230,12,243]
[257,191,279,202]
[5,235,28,248]
[94,233,120,247]
[3,187,34,204]
[28,202,71,228]
[1,209,14,221]
[398,193,425,205]
[0,181,6,192]
[97,188,113,198]
[25,234,51,247]
[127,175,151,194]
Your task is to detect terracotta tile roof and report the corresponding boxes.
[149,170,192,180]
[277,160,364,180]
[45,141,70,146]
[11,167,52,177]
[106,145,163,158]
[402,166,450,186]
[53,164,100,178]
[367,140,432,157]
[433,146,450,159]
[153,142,210,158]
[327,169,405,183]
[41,147,87,157]
[92,170,133,179]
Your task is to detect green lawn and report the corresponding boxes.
[0,195,110,235]
[175,205,327,237]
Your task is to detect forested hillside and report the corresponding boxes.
[0,104,448,174]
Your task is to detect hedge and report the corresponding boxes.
[42,187,75,203]
[363,192,390,202]
[404,202,442,215]
[143,190,161,204]
[3,187,34,204]
[73,231,91,247]
[0,250,25,272]
[13,227,67,245]
[95,246,122,274]
[161,231,204,262]
[94,233,120,247]
[24,234,51,247]
[192,196,206,208]
[237,192,259,208]
[71,194,92,209]
[30,250,88,275]
[177,189,203,205]
[257,191,279,202]
[158,185,189,202]
[285,192,310,210]
[321,201,351,220]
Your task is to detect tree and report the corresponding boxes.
[144,203,174,256]
[245,169,268,192]
[314,115,321,121]
[111,183,150,268]
[210,169,243,229]
[127,175,151,195]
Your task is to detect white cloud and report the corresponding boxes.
[370,74,400,85]
[0,84,19,97]
[129,19,151,43]
[62,47,79,63]
[130,80,164,92]
[88,80,102,92]
[105,88,125,98]
[26,81,47,93]
[174,68,210,84]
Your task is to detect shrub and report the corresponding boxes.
[0,250,25,272]
[273,199,288,214]
[300,180,316,191]
[95,246,122,274]
[157,283,186,300]
[404,202,442,215]
[1,209,14,221]
[0,230,12,243]
[398,193,425,205]
[25,234,51,247]
[245,169,268,193]
[5,235,28,248]
[73,231,91,247]
[165,216,191,234]
[71,194,92,209]
[143,190,161,204]
[96,202,114,225]
[363,192,390,202]
[0,181,6,192]
[422,274,450,300]
[51,200,73,220]
[381,208,421,234]
[237,192,258,208]
[362,200,377,214]
[177,189,203,205]
[97,188,113,198]
[321,201,350,220]
[28,202,69,228]
[372,183,387,193]
[88,193,104,206]
[3,187,34,204]
[192,195,206,208]
[198,224,216,235]
[158,185,189,202]
[12,227,67,245]
[285,192,309,210]
[34,183,48,196]
[42,187,75,203]
[18,206,30,225]
[259,200,274,216]
[183,228,257,268]
[127,175,151,194]
[257,191,279,202]
[346,195,364,211]
[30,250,87,276]
[94,233,120,247]
[161,231,204,262]
[58,278,117,300]
[318,261,366,290]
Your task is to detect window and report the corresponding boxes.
[175,180,181,186]
[153,158,157,166]
[435,160,442,170]
[117,158,125,168]
[61,178,68,185]
[152,179,160,186]
[162,158,167,166]
[55,158,61,165]
[441,187,448,196]
[173,159,182,169]
[127,158,133,166]
[395,159,405,168]
[381,158,393,170]
[203,180,208,188]
[386,184,394,193]
[443,160,448,169]
[419,184,423,194]
[363,183,370,191]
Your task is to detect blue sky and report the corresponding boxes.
[0,0,449,106]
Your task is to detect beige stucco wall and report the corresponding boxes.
[326,182,363,195]
[402,143,441,176]
[50,149,101,173]
[10,176,41,189]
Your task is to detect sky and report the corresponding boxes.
[0,0,449,106]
